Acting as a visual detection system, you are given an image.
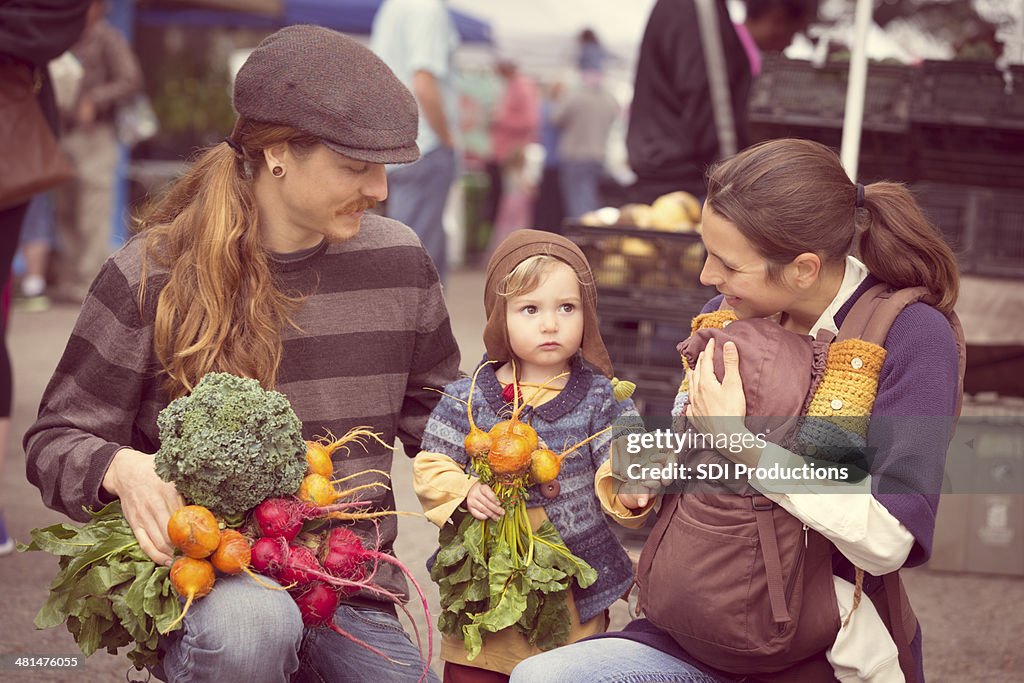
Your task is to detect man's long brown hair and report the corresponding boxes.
[137,118,319,399]
[706,138,959,315]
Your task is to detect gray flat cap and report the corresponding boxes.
[234,25,420,164]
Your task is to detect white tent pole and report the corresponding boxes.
[840,0,873,182]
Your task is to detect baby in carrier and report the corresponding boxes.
[665,307,906,683]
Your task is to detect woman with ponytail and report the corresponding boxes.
[25,26,458,682]
[512,138,963,682]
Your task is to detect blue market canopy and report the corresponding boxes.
[138,0,492,44]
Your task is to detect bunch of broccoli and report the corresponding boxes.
[154,372,307,517]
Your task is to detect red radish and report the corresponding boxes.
[253,499,305,542]
[316,526,434,677]
[293,582,414,671]
[320,527,369,587]
[250,536,288,576]
[277,545,323,588]
[255,498,413,542]
[294,580,342,624]
[162,556,216,632]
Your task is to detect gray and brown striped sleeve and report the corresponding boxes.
[24,256,161,521]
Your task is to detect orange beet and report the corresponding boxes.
[167,505,221,559]
[489,420,539,452]
[210,529,251,575]
[529,449,562,484]
[163,556,216,632]
[306,441,334,478]
[488,433,533,475]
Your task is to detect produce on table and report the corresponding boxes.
[578,190,702,232]
[432,366,612,658]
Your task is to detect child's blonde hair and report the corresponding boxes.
[497,254,592,300]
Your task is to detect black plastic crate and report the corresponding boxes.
[912,183,1024,279]
[749,56,913,133]
[914,124,1024,190]
[615,363,683,419]
[597,307,691,371]
[564,223,715,311]
[976,190,1024,278]
[747,122,915,184]
[910,60,1017,129]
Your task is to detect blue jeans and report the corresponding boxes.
[559,159,604,220]
[386,145,457,283]
[509,637,719,683]
[154,574,438,683]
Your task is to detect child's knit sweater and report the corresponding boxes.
[420,354,643,624]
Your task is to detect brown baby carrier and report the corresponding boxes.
[634,285,966,682]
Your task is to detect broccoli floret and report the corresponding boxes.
[154,372,306,517]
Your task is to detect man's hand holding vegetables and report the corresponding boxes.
[102,448,181,566]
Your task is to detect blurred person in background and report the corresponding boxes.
[485,58,539,235]
[0,0,91,556]
[531,80,567,232]
[371,0,460,283]
[626,0,818,203]
[552,42,620,220]
[16,192,57,311]
[53,0,142,304]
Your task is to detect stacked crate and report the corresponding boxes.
[563,223,715,417]
[749,56,1024,279]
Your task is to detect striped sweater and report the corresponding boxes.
[421,355,643,623]
[24,214,461,603]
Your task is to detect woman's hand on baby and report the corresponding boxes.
[686,338,747,438]
[466,481,505,521]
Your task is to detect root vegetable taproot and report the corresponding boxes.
[163,556,215,632]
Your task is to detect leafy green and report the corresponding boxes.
[432,508,597,659]
[19,501,181,670]
[153,372,306,516]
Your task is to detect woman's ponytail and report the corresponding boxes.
[857,183,960,315]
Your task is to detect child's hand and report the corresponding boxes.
[466,481,505,521]
[617,490,656,510]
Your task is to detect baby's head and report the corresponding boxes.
[483,229,613,378]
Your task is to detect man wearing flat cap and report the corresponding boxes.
[25,25,458,683]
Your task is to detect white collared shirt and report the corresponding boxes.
[807,255,870,339]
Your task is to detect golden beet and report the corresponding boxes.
[305,441,334,478]
[163,556,216,632]
[529,449,562,484]
[489,420,539,452]
[167,505,222,559]
[488,433,533,475]
[210,529,251,575]
[464,427,492,460]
